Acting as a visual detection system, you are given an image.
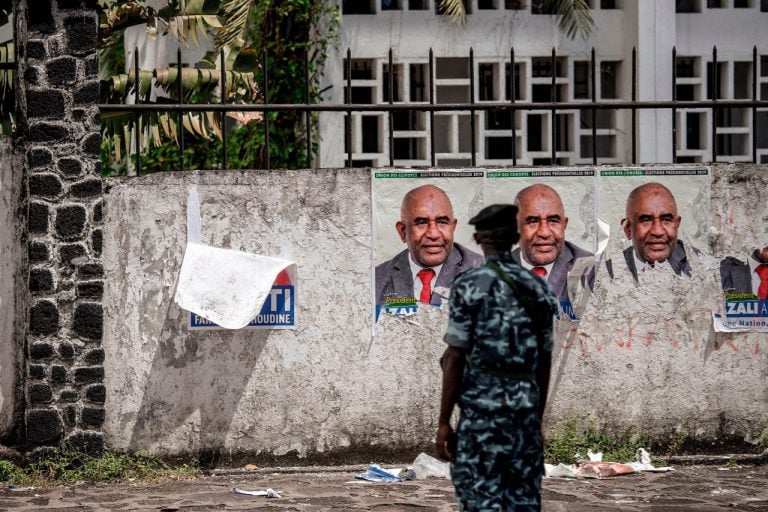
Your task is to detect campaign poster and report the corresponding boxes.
[372,169,485,318]
[188,269,296,330]
[484,169,597,320]
[712,172,768,332]
[597,167,710,283]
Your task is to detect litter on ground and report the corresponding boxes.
[545,448,674,479]
[232,487,282,498]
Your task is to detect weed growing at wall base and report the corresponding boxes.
[545,415,654,465]
[0,450,199,486]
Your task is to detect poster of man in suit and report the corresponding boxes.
[484,169,597,320]
[599,168,709,284]
[373,170,485,317]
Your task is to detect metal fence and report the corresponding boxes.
[99,45,768,175]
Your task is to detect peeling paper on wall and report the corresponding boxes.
[173,186,296,329]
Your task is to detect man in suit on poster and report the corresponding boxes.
[511,184,595,310]
[621,182,693,281]
[375,184,483,308]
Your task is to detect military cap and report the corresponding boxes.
[469,204,519,230]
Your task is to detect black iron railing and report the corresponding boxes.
[99,45,768,175]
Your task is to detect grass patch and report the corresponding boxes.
[545,416,653,465]
[0,450,200,487]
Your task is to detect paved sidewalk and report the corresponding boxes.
[1,463,766,511]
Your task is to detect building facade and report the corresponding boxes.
[318,0,768,168]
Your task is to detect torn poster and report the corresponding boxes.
[174,186,297,330]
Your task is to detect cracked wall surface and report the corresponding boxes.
[102,166,768,458]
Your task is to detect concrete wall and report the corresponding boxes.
[0,139,22,441]
[103,165,768,460]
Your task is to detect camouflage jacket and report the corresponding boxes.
[444,252,558,413]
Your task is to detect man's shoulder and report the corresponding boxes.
[720,255,748,270]
[453,242,484,266]
[375,249,408,277]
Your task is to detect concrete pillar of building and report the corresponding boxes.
[626,0,676,164]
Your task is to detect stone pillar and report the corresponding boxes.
[20,0,104,455]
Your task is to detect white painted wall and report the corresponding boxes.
[0,139,21,438]
[102,165,768,458]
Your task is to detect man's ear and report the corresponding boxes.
[622,218,631,240]
[396,221,407,243]
[563,216,569,231]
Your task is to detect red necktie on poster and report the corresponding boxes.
[756,264,768,300]
[532,267,547,278]
[417,268,435,304]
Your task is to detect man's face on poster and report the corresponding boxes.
[396,186,457,268]
[516,187,568,266]
[624,186,681,264]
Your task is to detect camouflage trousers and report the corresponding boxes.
[451,407,543,512]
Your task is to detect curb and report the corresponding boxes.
[206,450,768,477]
[665,450,768,466]
[207,464,372,477]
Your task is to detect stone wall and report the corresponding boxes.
[19,0,104,454]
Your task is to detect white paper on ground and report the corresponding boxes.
[232,488,282,498]
[173,186,296,329]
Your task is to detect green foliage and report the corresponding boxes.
[0,450,199,486]
[545,416,653,465]
[99,0,339,174]
[666,422,689,456]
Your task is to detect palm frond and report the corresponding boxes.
[546,0,594,40]
[215,0,253,51]
[438,0,467,24]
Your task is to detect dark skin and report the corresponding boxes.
[436,234,553,462]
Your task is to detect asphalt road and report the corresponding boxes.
[1,463,766,511]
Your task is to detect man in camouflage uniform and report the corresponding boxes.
[437,204,558,512]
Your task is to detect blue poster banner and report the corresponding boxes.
[189,285,296,330]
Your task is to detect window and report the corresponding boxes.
[531,57,566,78]
[381,0,402,10]
[676,57,697,78]
[706,61,727,100]
[409,0,428,8]
[479,63,496,100]
[574,61,590,99]
[733,0,752,7]
[531,0,556,14]
[505,0,527,9]
[410,64,429,101]
[343,1,375,14]
[706,0,723,7]
[504,62,525,101]
[676,0,701,12]
[733,61,751,99]
[600,61,620,99]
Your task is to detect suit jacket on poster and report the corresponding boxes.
[512,241,595,305]
[719,256,753,294]
[622,240,694,281]
[375,242,484,306]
